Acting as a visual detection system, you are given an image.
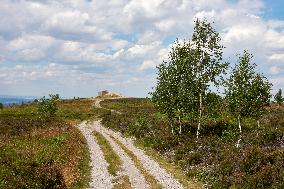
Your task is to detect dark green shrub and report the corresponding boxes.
[37,94,59,119]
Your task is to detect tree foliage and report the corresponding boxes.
[225,51,272,133]
[151,40,198,134]
[274,89,283,106]
[37,94,60,119]
[250,74,272,120]
[151,19,228,136]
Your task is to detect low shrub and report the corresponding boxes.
[37,94,59,119]
[101,98,284,189]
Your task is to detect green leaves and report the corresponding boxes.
[225,50,272,123]
[37,94,60,119]
[274,89,284,105]
[151,20,227,136]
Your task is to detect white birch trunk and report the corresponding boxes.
[179,117,182,135]
[238,114,242,133]
[178,108,182,135]
[170,122,174,135]
[256,119,260,137]
[196,93,202,139]
[236,138,241,148]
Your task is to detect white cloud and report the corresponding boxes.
[8,35,55,51]
[6,34,57,61]
[127,42,161,58]
[223,24,265,45]
[139,60,156,71]
[270,66,281,75]
[0,0,284,97]
[44,10,92,33]
[269,54,284,61]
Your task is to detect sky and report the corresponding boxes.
[0,0,284,98]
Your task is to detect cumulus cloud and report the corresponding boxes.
[0,0,283,97]
[139,60,156,71]
[6,34,57,61]
[269,54,284,61]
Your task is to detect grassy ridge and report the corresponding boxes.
[101,98,284,189]
[0,98,104,188]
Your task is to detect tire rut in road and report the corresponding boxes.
[92,121,184,189]
[77,122,113,189]
[91,121,150,189]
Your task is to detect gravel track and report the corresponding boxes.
[91,121,150,189]
[93,99,122,114]
[80,98,185,189]
[92,121,184,189]
[77,121,113,189]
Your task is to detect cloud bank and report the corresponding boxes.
[0,0,283,97]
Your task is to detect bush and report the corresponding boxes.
[37,94,59,119]
[0,103,3,109]
[101,98,284,189]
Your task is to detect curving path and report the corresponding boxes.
[91,121,184,189]
[78,98,184,189]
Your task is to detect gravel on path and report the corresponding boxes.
[92,121,184,189]
[77,121,113,189]
[93,99,122,114]
[91,121,150,189]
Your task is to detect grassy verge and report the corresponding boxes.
[101,98,284,189]
[0,116,90,188]
[92,131,131,188]
[70,132,91,189]
[0,98,106,188]
[111,136,163,189]
[135,140,202,189]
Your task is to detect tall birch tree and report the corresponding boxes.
[251,74,272,128]
[151,40,197,135]
[151,20,228,137]
[225,51,271,135]
[274,89,284,106]
[191,19,228,138]
[225,51,255,134]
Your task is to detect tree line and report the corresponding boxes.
[151,19,282,140]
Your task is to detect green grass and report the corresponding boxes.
[56,98,108,121]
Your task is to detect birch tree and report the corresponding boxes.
[151,63,177,134]
[225,51,271,135]
[191,19,228,138]
[251,74,272,128]
[151,20,227,137]
[226,51,255,134]
[151,40,197,135]
[274,89,283,106]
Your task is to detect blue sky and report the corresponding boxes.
[263,0,284,20]
[0,0,284,98]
